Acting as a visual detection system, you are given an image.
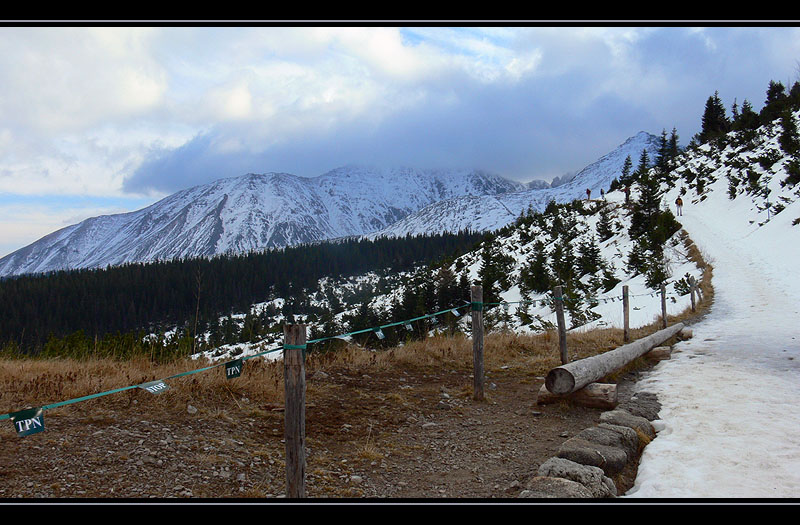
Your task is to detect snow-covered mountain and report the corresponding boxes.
[0,167,525,277]
[368,131,660,238]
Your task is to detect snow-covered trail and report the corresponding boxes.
[625,202,800,498]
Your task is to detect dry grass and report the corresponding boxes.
[0,354,286,418]
[1,230,713,420]
[0,321,694,419]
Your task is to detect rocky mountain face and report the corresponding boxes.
[0,132,659,277]
[0,166,525,277]
[368,132,660,239]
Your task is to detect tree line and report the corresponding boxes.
[0,231,484,357]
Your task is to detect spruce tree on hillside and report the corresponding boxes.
[619,155,634,187]
[519,241,551,295]
[655,129,670,175]
[779,109,800,156]
[478,239,515,304]
[550,235,576,289]
[629,167,663,241]
[596,203,615,242]
[790,81,800,109]
[634,148,650,184]
[760,80,788,124]
[697,90,730,144]
[733,99,760,132]
[577,235,602,277]
[668,127,680,161]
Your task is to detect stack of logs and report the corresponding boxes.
[536,323,690,409]
[522,324,694,498]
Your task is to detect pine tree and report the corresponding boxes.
[634,149,650,184]
[790,81,800,109]
[577,235,602,276]
[697,91,730,144]
[779,109,800,156]
[519,241,551,294]
[628,167,662,241]
[550,236,576,288]
[668,127,680,162]
[596,204,615,242]
[619,155,634,186]
[760,80,788,124]
[655,129,670,175]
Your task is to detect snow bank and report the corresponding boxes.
[626,151,800,498]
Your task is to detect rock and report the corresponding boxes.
[422,423,437,429]
[678,328,693,340]
[313,370,329,380]
[619,392,662,421]
[537,457,616,498]
[556,437,628,476]
[599,409,656,440]
[576,424,639,462]
[519,476,593,498]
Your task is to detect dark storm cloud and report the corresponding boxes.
[124,71,654,194]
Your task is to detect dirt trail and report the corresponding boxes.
[0,358,651,500]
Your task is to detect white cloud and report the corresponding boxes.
[2,25,800,255]
[0,27,167,134]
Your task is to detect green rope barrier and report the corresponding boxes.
[2,282,678,426]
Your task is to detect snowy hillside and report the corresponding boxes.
[368,132,660,238]
[627,109,800,498]
[189,107,800,381]
[0,166,524,277]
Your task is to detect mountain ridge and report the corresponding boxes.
[367,131,660,239]
[0,166,525,277]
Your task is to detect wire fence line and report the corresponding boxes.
[2,279,696,433]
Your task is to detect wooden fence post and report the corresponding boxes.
[284,323,307,498]
[471,285,485,401]
[689,277,696,312]
[553,285,568,365]
[661,283,667,329]
[622,285,630,343]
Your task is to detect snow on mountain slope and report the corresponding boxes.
[0,166,525,277]
[626,111,800,498]
[368,131,660,238]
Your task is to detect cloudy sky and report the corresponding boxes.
[1,24,799,257]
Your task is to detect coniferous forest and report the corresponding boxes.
[0,231,484,357]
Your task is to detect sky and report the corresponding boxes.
[1,24,799,258]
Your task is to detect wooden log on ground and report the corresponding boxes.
[537,382,618,409]
[545,323,685,395]
[647,346,672,360]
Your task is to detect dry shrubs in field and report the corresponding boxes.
[0,355,286,419]
[2,276,707,421]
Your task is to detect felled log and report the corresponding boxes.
[537,382,618,409]
[647,346,672,360]
[545,323,685,395]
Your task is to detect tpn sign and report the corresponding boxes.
[10,407,45,437]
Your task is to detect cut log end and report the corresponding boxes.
[545,367,575,396]
[537,383,618,410]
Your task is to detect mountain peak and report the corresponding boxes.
[0,166,524,277]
